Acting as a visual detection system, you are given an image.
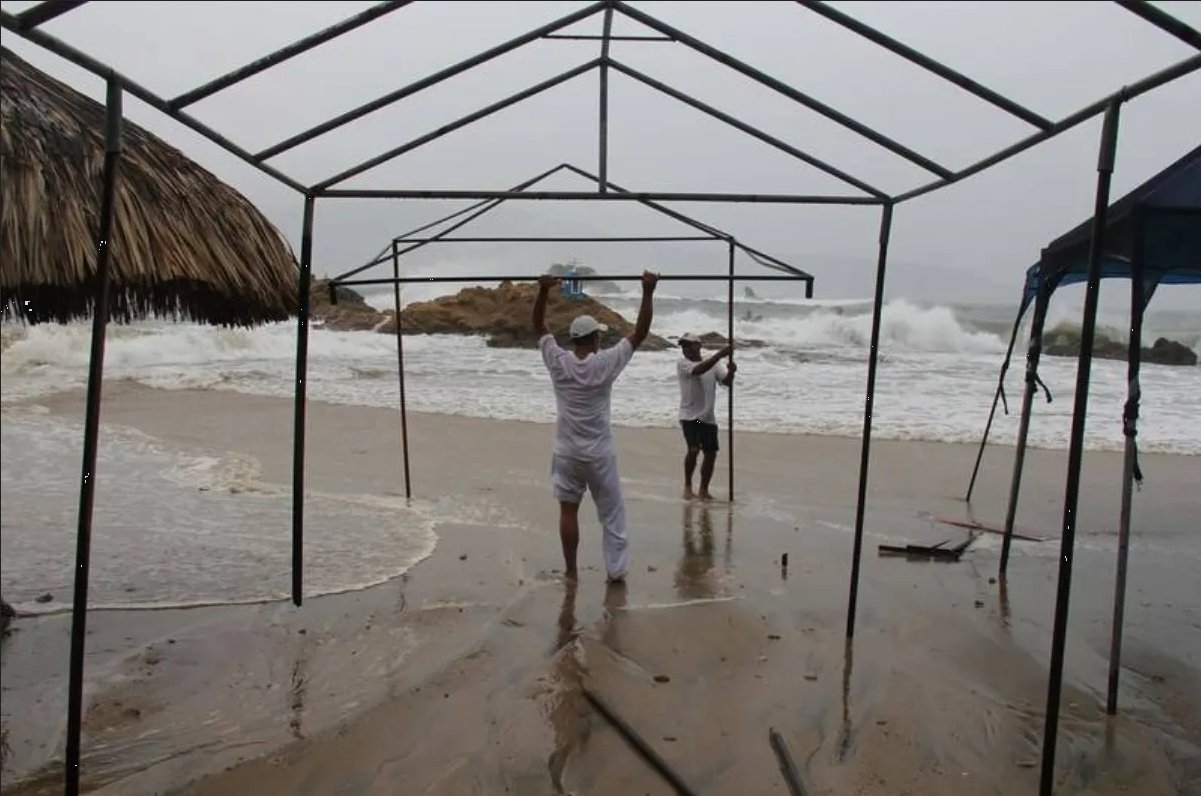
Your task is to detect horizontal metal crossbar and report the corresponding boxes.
[316,189,884,204]
[544,33,673,42]
[391,235,722,243]
[333,273,813,288]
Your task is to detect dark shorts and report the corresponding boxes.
[680,419,720,453]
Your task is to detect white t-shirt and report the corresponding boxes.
[540,334,635,461]
[677,357,727,425]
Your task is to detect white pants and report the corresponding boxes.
[551,453,629,580]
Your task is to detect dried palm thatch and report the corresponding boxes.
[1,46,299,327]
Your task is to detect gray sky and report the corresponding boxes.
[3,0,1199,310]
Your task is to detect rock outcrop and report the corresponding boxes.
[1143,337,1198,366]
[309,281,391,332]
[308,279,670,351]
[1043,328,1198,367]
[394,281,670,351]
[689,331,767,350]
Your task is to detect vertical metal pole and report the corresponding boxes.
[64,74,123,796]
[965,309,1026,502]
[1106,207,1145,716]
[845,203,894,639]
[292,196,316,607]
[1040,100,1122,796]
[727,237,736,501]
[999,281,1050,576]
[391,241,413,500]
[598,7,614,192]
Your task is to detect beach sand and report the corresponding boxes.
[2,382,1199,796]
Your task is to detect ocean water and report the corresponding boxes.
[0,404,439,613]
[4,292,1197,452]
[2,291,1198,611]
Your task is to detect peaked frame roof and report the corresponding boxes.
[331,161,815,292]
[2,0,1197,205]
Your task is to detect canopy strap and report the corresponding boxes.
[998,361,1011,415]
[1025,368,1053,405]
[1034,372,1053,404]
[1123,381,1144,487]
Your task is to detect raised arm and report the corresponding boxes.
[533,274,559,338]
[691,344,733,377]
[626,270,660,350]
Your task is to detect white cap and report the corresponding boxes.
[678,332,702,345]
[569,314,608,339]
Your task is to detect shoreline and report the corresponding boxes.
[7,376,1201,461]
[5,376,1198,457]
[3,384,1200,795]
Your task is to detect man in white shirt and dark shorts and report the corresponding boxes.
[676,334,736,501]
[532,270,659,583]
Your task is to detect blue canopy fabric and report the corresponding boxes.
[995,144,1201,491]
[1019,144,1201,318]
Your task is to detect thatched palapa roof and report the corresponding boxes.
[1,46,299,327]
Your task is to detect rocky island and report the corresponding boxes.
[308,278,671,351]
[1043,326,1197,367]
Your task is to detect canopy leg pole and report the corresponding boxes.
[391,241,413,500]
[727,236,735,502]
[965,381,1004,503]
[999,283,1049,577]
[1039,99,1122,796]
[1107,208,1146,716]
[845,202,893,640]
[966,309,1025,502]
[1108,433,1136,714]
[64,76,123,796]
[292,196,316,607]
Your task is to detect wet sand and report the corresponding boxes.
[2,382,1200,796]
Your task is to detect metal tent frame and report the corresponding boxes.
[1,2,1198,795]
[324,159,816,503]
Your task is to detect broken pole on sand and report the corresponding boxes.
[582,686,699,796]
[769,728,809,795]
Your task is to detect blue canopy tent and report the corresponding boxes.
[1020,141,1201,317]
[965,142,1201,715]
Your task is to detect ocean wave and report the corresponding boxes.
[646,298,1006,355]
[2,300,1198,456]
[1,298,1005,378]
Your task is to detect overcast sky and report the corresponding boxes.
[3,0,1199,310]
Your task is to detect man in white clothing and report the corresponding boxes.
[676,334,735,501]
[533,270,659,582]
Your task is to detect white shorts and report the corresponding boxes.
[551,454,629,580]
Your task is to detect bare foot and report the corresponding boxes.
[683,487,695,500]
[564,568,579,583]
[697,491,713,502]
